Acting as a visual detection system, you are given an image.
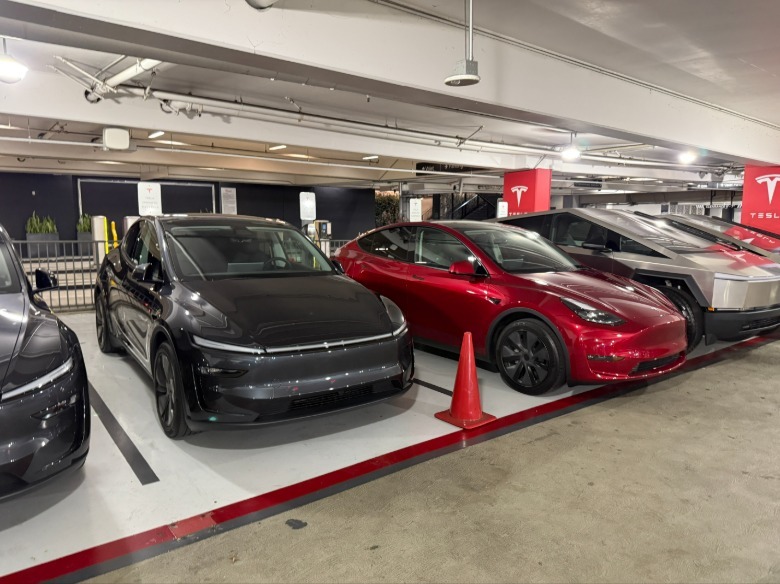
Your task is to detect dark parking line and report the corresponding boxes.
[88,383,160,486]
[413,378,453,396]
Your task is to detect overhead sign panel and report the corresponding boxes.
[300,191,317,221]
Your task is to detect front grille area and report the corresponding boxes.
[289,385,374,411]
[633,354,678,374]
[741,316,780,332]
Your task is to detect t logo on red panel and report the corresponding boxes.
[756,174,780,205]
[742,165,780,235]
[510,185,528,207]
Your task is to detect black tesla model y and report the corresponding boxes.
[95,215,414,439]
[0,224,90,499]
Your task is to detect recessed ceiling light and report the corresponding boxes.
[678,151,697,164]
[0,39,27,84]
[148,130,165,139]
[362,155,379,161]
[268,144,287,151]
[152,139,189,146]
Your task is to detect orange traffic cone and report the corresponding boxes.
[435,332,497,429]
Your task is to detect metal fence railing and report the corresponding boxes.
[12,240,108,312]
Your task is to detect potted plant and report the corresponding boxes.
[76,213,92,256]
[25,211,59,259]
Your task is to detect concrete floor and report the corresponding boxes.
[89,336,780,584]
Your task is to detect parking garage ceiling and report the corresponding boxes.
[0,0,772,195]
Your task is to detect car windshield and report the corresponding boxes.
[163,220,334,280]
[459,225,579,273]
[0,241,21,294]
[586,210,722,252]
[670,215,780,252]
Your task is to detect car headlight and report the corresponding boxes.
[379,296,408,336]
[561,298,625,326]
[1,357,74,401]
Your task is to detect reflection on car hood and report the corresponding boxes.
[678,247,780,278]
[523,270,678,322]
[0,293,25,390]
[181,274,393,347]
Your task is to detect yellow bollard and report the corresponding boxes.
[103,216,109,256]
[111,221,119,248]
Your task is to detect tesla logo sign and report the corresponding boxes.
[511,185,528,206]
[137,181,162,215]
[742,166,780,234]
[503,170,551,215]
[756,174,780,205]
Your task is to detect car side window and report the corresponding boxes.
[551,215,619,251]
[136,222,162,265]
[618,235,665,257]
[123,223,142,264]
[361,227,414,262]
[414,227,472,270]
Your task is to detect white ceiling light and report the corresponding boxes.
[362,155,379,161]
[198,167,220,171]
[678,151,697,164]
[95,160,125,165]
[560,133,582,161]
[153,139,189,146]
[147,130,165,139]
[268,144,287,151]
[0,39,28,84]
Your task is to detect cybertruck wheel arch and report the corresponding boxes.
[630,271,709,308]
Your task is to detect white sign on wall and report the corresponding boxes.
[137,182,162,215]
[409,198,423,222]
[221,187,238,214]
[300,191,317,221]
[497,200,509,219]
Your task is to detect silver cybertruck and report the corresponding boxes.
[495,208,780,350]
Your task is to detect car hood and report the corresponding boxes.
[519,269,678,321]
[180,274,394,347]
[674,246,780,278]
[0,293,25,390]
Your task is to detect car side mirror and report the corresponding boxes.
[581,242,612,253]
[331,259,346,274]
[33,268,58,293]
[132,262,162,284]
[449,260,478,276]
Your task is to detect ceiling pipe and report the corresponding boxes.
[118,86,722,173]
[103,58,161,88]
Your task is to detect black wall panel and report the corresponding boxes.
[224,183,374,240]
[0,173,77,240]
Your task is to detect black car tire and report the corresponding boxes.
[153,343,191,439]
[659,286,703,352]
[96,297,119,354]
[495,319,565,395]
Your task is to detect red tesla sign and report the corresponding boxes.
[742,165,780,235]
[502,169,552,215]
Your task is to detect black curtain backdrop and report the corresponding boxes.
[0,172,375,241]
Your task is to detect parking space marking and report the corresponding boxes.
[88,383,160,486]
[4,331,778,584]
[413,378,453,396]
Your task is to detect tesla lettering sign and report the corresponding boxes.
[137,182,162,215]
[742,166,780,235]
[503,169,551,215]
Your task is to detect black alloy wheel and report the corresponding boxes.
[659,286,703,353]
[153,343,191,439]
[495,319,564,395]
[96,297,116,354]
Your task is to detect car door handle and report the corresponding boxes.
[411,274,425,281]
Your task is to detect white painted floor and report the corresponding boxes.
[0,312,730,576]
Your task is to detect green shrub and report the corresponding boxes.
[375,193,399,227]
[25,211,58,234]
[76,213,92,233]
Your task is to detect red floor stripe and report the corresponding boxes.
[1,333,775,583]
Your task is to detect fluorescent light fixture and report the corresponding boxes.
[561,145,581,161]
[284,153,312,159]
[148,130,165,139]
[96,160,125,165]
[0,39,27,84]
[627,177,658,182]
[678,151,697,164]
[198,167,220,171]
[268,144,287,151]
[362,155,379,161]
[152,139,189,146]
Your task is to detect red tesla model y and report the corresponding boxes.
[335,221,687,395]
